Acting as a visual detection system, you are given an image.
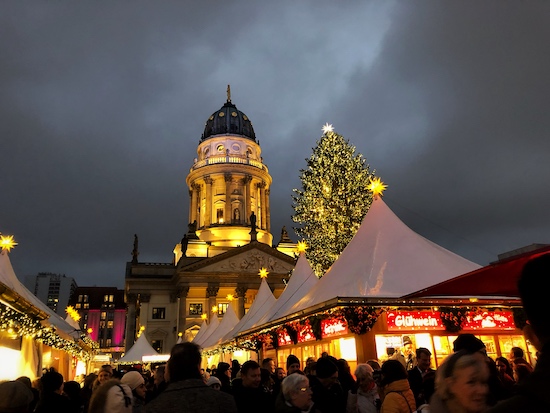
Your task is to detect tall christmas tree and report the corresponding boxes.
[292,124,376,276]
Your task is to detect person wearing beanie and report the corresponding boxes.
[307,356,346,413]
[121,371,146,413]
[286,355,300,375]
[206,376,222,390]
[0,380,34,413]
[34,369,72,413]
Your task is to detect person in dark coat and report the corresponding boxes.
[215,362,233,395]
[145,342,237,413]
[275,373,321,413]
[232,361,274,413]
[308,357,346,413]
[34,369,72,413]
[407,347,435,407]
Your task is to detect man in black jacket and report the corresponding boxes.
[407,348,435,407]
[232,361,274,413]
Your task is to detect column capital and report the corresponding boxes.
[235,285,248,297]
[126,293,138,304]
[241,174,252,184]
[204,175,213,185]
[206,285,219,298]
[139,293,151,303]
[224,173,233,182]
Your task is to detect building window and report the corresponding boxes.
[100,312,107,320]
[189,303,203,315]
[107,321,114,329]
[104,294,114,303]
[83,303,89,309]
[152,308,165,319]
[217,208,224,224]
[151,340,163,353]
[218,303,229,315]
[75,303,81,309]
[106,338,112,347]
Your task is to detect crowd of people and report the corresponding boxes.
[1,254,549,413]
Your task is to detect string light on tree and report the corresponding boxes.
[293,124,377,276]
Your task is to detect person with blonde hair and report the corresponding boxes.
[429,350,489,413]
[346,364,380,413]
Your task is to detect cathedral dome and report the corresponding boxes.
[201,99,257,142]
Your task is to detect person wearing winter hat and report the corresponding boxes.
[206,376,222,390]
[121,371,146,413]
[286,355,301,375]
[0,380,34,413]
[308,357,346,413]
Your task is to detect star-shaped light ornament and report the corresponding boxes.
[201,313,208,320]
[297,241,307,254]
[0,234,18,253]
[66,306,81,322]
[367,177,388,198]
[322,123,334,134]
[226,294,234,302]
[258,267,269,278]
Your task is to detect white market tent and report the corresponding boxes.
[251,252,318,328]
[194,313,220,347]
[191,320,209,344]
[221,278,275,343]
[285,195,481,315]
[0,251,80,341]
[118,333,159,363]
[201,304,240,350]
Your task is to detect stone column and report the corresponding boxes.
[190,183,199,225]
[235,286,248,319]
[125,293,137,351]
[242,175,252,224]
[258,182,267,230]
[224,173,232,223]
[265,188,271,234]
[172,286,190,336]
[204,176,213,227]
[206,284,219,323]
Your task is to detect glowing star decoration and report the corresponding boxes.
[178,332,183,337]
[87,328,93,334]
[297,241,307,254]
[322,123,334,134]
[211,306,218,314]
[0,234,18,253]
[65,306,81,322]
[201,313,208,320]
[226,294,234,302]
[367,177,388,198]
[137,325,145,337]
[258,268,269,278]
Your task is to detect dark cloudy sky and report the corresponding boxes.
[2,2,550,289]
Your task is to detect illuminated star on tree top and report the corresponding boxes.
[367,177,388,197]
[258,267,269,278]
[297,241,307,253]
[0,234,18,253]
[322,123,334,134]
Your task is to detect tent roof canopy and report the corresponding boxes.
[405,244,550,299]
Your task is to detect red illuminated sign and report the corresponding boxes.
[321,318,348,338]
[387,311,445,331]
[387,310,517,331]
[462,311,516,330]
[298,324,315,343]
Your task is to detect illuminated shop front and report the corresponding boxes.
[246,298,526,371]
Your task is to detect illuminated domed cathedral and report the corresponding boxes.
[124,87,296,353]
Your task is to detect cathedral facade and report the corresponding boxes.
[124,90,296,354]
